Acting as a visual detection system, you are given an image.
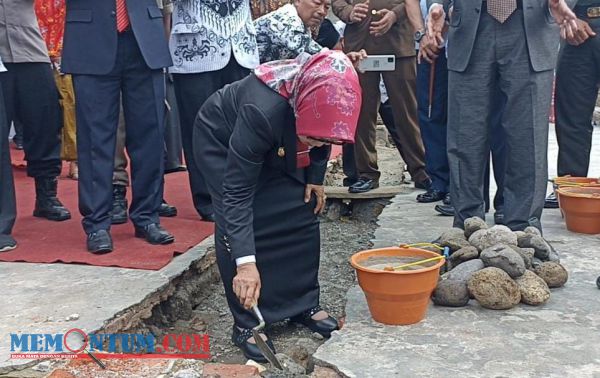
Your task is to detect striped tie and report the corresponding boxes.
[116,0,130,32]
[487,0,517,23]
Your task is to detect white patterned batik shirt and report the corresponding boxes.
[169,0,259,74]
[254,4,323,63]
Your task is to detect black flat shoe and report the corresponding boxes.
[289,305,339,338]
[442,193,451,206]
[544,192,559,209]
[134,223,174,245]
[158,200,177,217]
[416,189,447,203]
[434,204,455,217]
[348,178,379,194]
[0,234,17,252]
[231,326,274,363]
[87,230,113,254]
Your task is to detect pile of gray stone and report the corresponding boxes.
[431,217,568,309]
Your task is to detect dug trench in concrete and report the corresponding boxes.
[9,126,412,378]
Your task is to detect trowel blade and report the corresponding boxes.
[252,329,283,370]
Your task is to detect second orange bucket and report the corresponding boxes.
[350,247,444,325]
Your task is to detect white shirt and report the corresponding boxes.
[0,56,6,72]
[169,0,260,74]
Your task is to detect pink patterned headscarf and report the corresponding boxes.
[254,50,362,143]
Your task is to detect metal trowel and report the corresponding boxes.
[251,305,283,370]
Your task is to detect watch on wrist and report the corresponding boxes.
[414,29,426,43]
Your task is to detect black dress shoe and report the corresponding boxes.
[442,193,451,206]
[348,178,379,193]
[416,189,448,203]
[289,305,339,338]
[434,204,455,216]
[342,177,358,187]
[87,230,113,254]
[111,185,128,224]
[231,325,274,363]
[414,178,432,190]
[544,192,559,209]
[134,223,174,245]
[0,234,17,252]
[158,200,177,217]
[33,177,71,221]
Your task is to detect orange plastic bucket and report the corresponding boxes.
[350,247,444,325]
[556,186,600,234]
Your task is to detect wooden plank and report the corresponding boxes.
[325,185,405,199]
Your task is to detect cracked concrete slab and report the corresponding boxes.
[0,237,214,374]
[314,127,600,377]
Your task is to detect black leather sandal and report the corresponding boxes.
[289,305,339,338]
[231,325,275,363]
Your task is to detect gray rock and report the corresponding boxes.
[524,226,542,236]
[517,234,555,261]
[432,278,470,307]
[464,217,488,238]
[531,257,544,269]
[547,244,561,262]
[505,244,533,269]
[468,225,517,251]
[468,267,521,310]
[449,246,479,266]
[447,259,485,281]
[274,353,306,375]
[515,270,551,306]
[534,262,569,288]
[480,244,526,278]
[437,228,471,252]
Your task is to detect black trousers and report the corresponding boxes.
[555,20,600,177]
[0,63,62,178]
[172,58,249,216]
[0,81,16,235]
[72,30,166,234]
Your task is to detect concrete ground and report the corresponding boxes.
[314,125,600,377]
[0,237,214,374]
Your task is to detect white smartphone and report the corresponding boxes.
[357,55,396,72]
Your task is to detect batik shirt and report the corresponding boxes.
[34,0,66,58]
[169,0,259,74]
[254,4,323,63]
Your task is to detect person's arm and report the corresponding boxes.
[307,145,331,185]
[157,0,173,37]
[222,104,274,263]
[405,0,426,34]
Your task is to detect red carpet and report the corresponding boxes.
[1,147,214,270]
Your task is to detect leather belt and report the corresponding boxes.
[575,5,600,18]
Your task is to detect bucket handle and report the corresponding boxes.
[399,242,444,251]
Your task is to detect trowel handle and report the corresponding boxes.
[252,304,265,325]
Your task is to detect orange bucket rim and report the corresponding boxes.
[556,186,600,199]
[350,246,445,275]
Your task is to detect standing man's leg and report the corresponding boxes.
[11,63,70,221]
[173,58,249,221]
[383,57,430,189]
[416,51,449,202]
[497,11,553,232]
[447,13,496,228]
[0,81,16,251]
[120,33,173,245]
[349,71,380,193]
[555,39,599,178]
[72,71,120,252]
